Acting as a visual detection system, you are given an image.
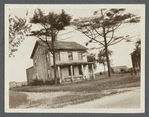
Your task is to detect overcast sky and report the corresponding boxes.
[6,4,144,82]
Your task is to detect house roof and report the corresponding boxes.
[30,40,88,59]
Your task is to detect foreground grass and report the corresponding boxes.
[9,74,140,108]
[9,91,29,108]
[50,91,125,108]
[10,74,140,93]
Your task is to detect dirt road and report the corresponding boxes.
[64,87,140,108]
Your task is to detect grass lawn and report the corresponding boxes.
[9,91,29,108]
[10,74,140,93]
[9,74,140,108]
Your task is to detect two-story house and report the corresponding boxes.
[26,40,95,85]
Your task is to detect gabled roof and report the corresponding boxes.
[30,40,88,59]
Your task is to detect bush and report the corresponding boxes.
[30,78,60,86]
[30,78,44,86]
[99,72,103,75]
[44,79,55,85]
[21,83,26,87]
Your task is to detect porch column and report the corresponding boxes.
[81,64,84,79]
[58,66,61,83]
[86,64,89,79]
[70,65,73,82]
[92,64,95,79]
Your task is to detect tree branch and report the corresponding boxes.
[94,28,104,37]
[108,38,124,46]
[107,29,115,45]
[81,28,105,46]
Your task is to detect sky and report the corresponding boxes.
[6,4,143,82]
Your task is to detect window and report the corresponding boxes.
[68,52,73,60]
[45,60,47,68]
[34,59,37,66]
[78,65,82,75]
[78,51,83,60]
[48,70,50,78]
[55,52,60,61]
[46,54,50,62]
[36,73,39,79]
[68,66,71,76]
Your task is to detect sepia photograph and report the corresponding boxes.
[5,4,145,113]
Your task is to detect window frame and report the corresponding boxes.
[68,51,73,60]
[78,51,83,60]
[34,59,37,66]
[55,52,61,61]
[48,70,50,78]
[36,73,39,79]
[46,54,50,62]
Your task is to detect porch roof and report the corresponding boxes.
[51,61,94,67]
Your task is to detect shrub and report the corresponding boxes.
[99,72,103,75]
[44,79,55,85]
[30,78,60,86]
[21,83,26,87]
[30,78,44,86]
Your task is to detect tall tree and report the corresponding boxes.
[132,39,141,71]
[9,13,32,57]
[30,9,71,84]
[98,49,113,76]
[72,8,140,77]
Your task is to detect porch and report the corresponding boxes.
[52,61,95,83]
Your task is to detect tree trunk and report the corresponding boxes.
[52,32,57,84]
[103,64,106,77]
[103,27,111,77]
[105,45,111,77]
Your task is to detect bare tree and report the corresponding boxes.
[29,9,72,84]
[72,8,140,77]
[9,13,32,57]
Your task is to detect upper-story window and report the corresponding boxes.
[68,52,73,60]
[55,52,60,61]
[46,54,50,62]
[78,51,83,60]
